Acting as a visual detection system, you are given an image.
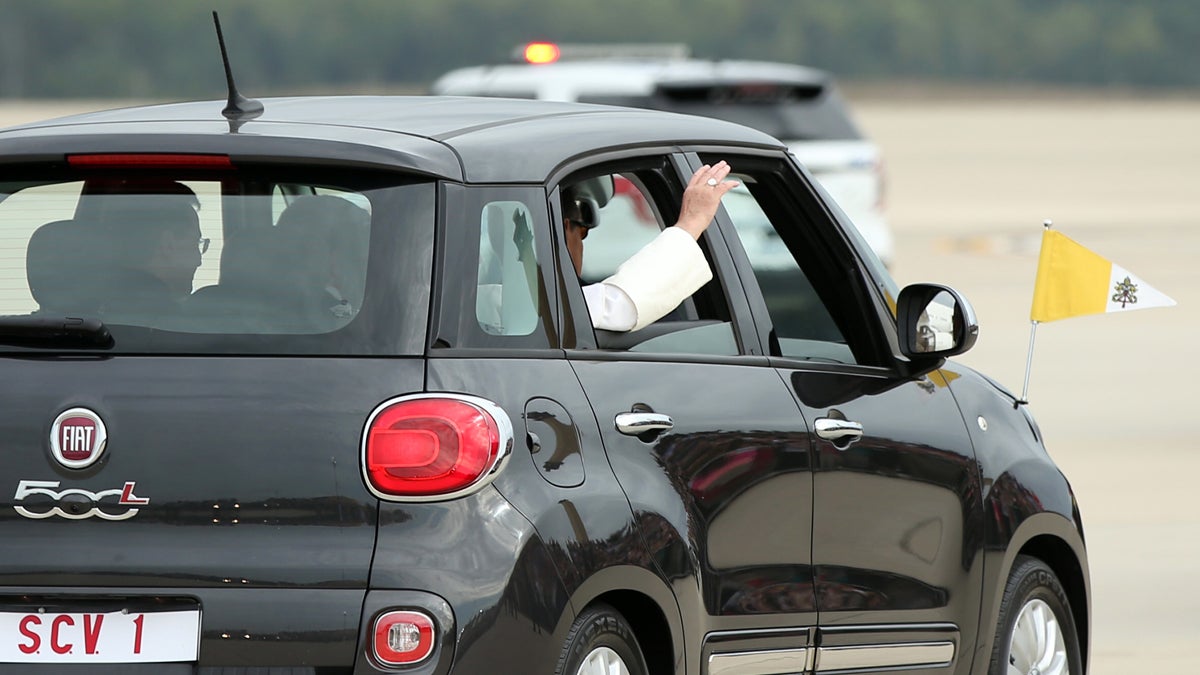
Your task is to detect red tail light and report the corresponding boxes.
[363,395,512,500]
[67,153,234,169]
[372,610,435,666]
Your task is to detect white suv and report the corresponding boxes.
[431,43,894,266]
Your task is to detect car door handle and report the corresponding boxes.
[615,412,674,436]
[814,417,864,442]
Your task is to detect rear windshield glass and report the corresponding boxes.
[0,164,433,355]
[580,82,862,141]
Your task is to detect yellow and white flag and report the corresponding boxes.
[1030,229,1175,323]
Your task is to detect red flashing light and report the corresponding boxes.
[373,610,435,666]
[67,154,234,169]
[364,397,503,498]
[523,42,561,65]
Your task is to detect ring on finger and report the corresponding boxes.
[706,178,718,187]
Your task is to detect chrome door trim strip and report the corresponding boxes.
[708,648,810,675]
[815,641,955,672]
[704,625,813,639]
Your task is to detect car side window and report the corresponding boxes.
[720,179,852,363]
[432,185,557,351]
[707,155,890,366]
[476,200,539,336]
[559,162,739,356]
[577,175,662,287]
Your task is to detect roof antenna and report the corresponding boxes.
[212,11,263,132]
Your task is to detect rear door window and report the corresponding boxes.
[0,164,434,355]
[555,157,748,357]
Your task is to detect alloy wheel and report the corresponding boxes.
[575,646,631,675]
[1007,598,1069,675]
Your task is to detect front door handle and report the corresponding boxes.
[615,412,674,436]
[815,417,864,443]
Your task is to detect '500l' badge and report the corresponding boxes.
[12,480,150,521]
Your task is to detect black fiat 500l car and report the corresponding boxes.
[0,96,1088,675]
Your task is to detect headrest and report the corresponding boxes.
[26,219,115,311]
[273,195,371,294]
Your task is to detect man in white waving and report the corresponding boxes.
[562,161,738,332]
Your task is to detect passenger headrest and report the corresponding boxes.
[274,195,371,297]
[26,219,115,312]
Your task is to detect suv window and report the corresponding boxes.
[579,82,861,142]
[0,166,434,355]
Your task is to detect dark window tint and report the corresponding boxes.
[580,82,861,141]
[0,166,433,355]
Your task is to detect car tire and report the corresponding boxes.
[989,555,1082,675]
[555,603,649,675]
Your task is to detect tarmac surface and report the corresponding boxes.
[852,89,1200,674]
[5,90,1199,673]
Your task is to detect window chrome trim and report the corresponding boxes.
[815,641,955,672]
[708,648,810,675]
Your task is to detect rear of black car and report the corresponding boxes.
[0,150,449,672]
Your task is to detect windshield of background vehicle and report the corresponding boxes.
[0,167,434,355]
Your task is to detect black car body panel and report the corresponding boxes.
[0,95,1087,674]
[2,97,781,182]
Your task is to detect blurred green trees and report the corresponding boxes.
[3,0,1197,98]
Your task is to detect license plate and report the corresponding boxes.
[1,609,200,663]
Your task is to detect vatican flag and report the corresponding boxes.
[1030,229,1176,323]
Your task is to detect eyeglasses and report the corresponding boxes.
[198,237,211,255]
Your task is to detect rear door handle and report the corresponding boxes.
[615,412,674,436]
[814,417,864,443]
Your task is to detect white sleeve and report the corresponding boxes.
[589,226,713,332]
[582,282,639,332]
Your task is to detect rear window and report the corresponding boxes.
[580,81,862,141]
[0,163,434,355]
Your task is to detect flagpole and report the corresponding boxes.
[1017,320,1037,407]
[1017,219,1053,407]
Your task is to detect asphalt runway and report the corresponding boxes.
[851,88,1200,674]
[5,91,1198,672]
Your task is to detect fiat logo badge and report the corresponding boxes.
[50,407,108,469]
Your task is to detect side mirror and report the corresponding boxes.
[896,283,978,360]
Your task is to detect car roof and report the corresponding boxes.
[431,58,833,100]
[0,95,784,183]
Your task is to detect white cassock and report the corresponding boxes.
[583,226,713,332]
